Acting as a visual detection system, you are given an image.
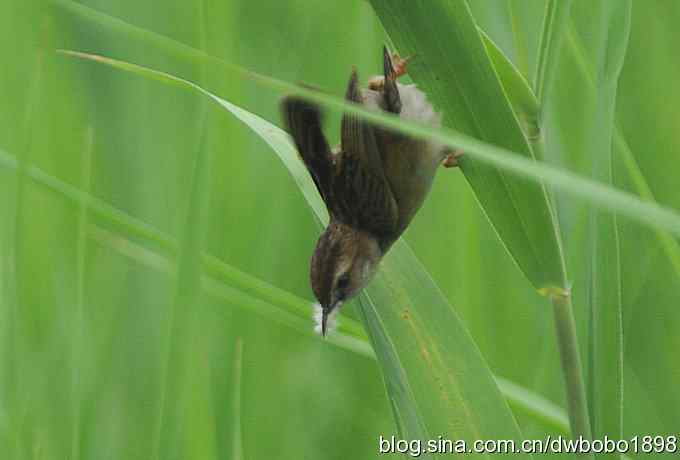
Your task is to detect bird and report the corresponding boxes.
[281,46,461,336]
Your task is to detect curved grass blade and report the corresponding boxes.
[92,214,577,443]
[495,377,569,436]
[526,0,572,169]
[358,245,529,454]
[614,128,680,279]
[0,142,624,443]
[85,212,574,440]
[534,0,574,112]
[370,0,565,293]
[57,47,680,441]
[59,52,532,456]
[53,3,680,242]
[560,6,680,283]
[70,126,93,460]
[87,222,372,358]
[366,2,586,443]
[567,3,632,457]
[152,117,212,459]
[479,28,540,142]
[0,143,370,355]
[231,338,244,460]
[531,0,591,443]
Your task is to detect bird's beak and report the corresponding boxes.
[320,300,342,337]
[321,308,330,337]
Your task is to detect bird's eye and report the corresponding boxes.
[337,274,350,292]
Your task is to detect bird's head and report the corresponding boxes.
[310,221,382,336]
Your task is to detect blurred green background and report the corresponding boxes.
[1,1,678,459]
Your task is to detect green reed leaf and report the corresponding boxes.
[370,0,566,293]
[58,51,533,456]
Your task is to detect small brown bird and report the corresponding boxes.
[282,46,461,335]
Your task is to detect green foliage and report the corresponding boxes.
[371,0,565,292]
[1,1,678,459]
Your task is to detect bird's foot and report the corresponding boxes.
[368,50,414,91]
[391,52,413,78]
[442,149,464,168]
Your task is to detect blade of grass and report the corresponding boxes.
[92,221,576,448]
[24,48,680,445]
[59,54,532,455]
[87,223,620,460]
[166,62,528,450]
[479,28,540,143]
[15,44,680,450]
[569,4,631,457]
[538,1,631,448]
[152,111,212,459]
[2,147,364,346]
[554,8,680,445]
[370,0,565,294]
[560,11,680,282]
[231,338,244,460]
[532,0,592,444]
[505,1,542,83]
[495,377,569,436]
[92,230,626,460]
[480,3,627,443]
[551,294,591,441]
[368,0,591,444]
[86,223,372,358]
[4,120,677,365]
[47,50,680,241]
[530,0,573,168]
[52,2,680,240]
[357,246,530,454]
[7,19,48,458]
[614,128,680,278]
[0,142,597,440]
[534,0,574,113]
[70,125,93,460]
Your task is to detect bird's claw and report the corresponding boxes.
[368,49,414,91]
[442,149,464,168]
[391,52,414,78]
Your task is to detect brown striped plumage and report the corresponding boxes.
[281,47,460,335]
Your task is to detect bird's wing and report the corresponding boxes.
[281,96,335,211]
[336,68,398,239]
